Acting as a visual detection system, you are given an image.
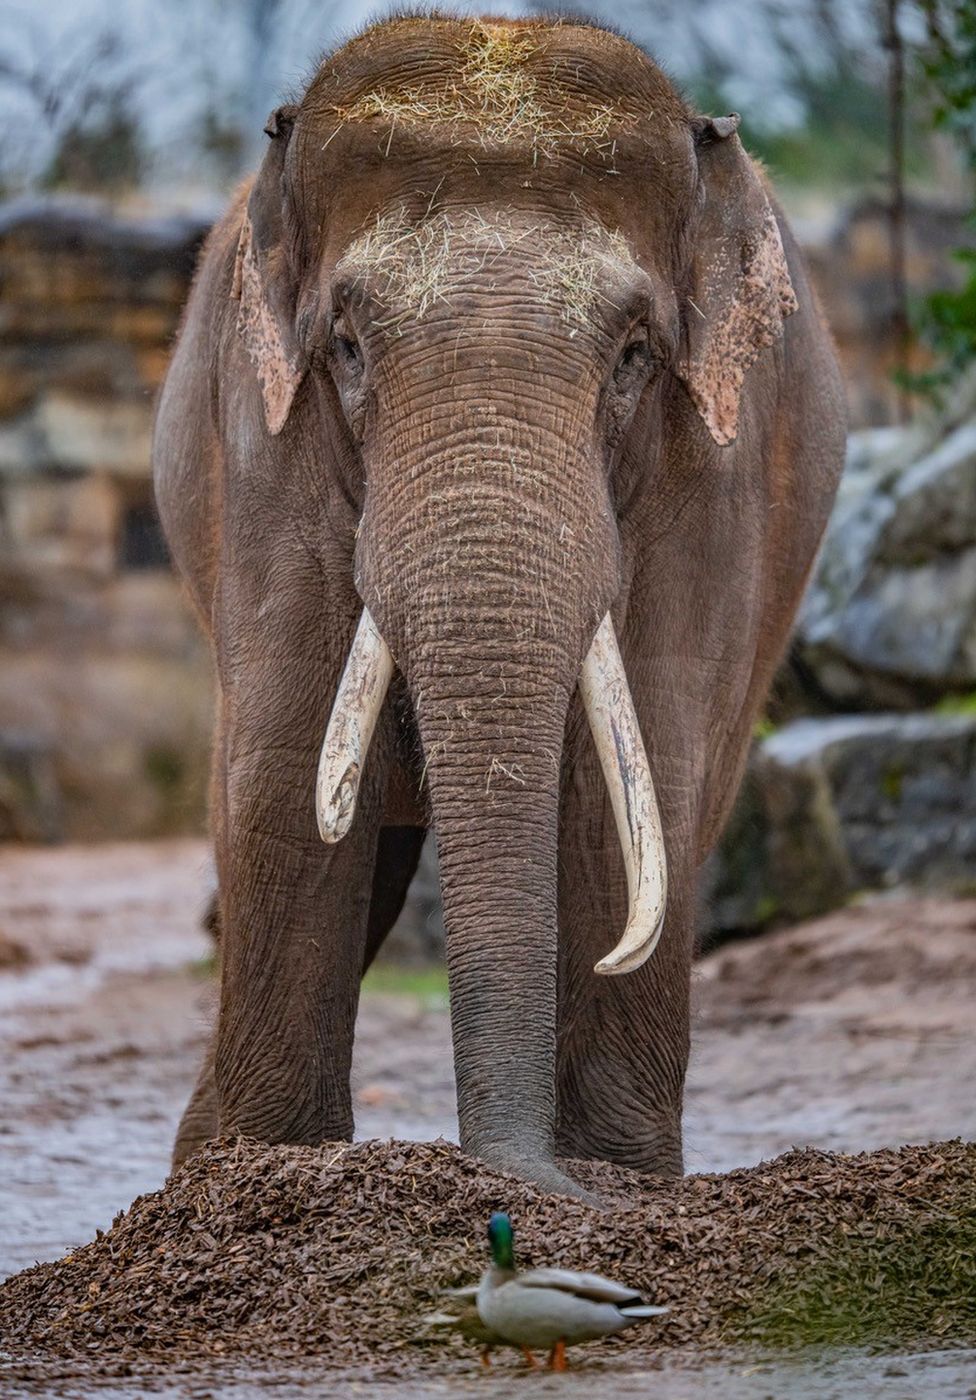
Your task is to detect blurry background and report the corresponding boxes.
[0,0,974,943]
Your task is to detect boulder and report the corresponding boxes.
[796,374,976,709]
[704,711,976,934]
[0,650,212,841]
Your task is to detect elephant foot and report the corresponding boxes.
[171,1043,219,1171]
[470,1143,604,1207]
[555,1113,683,1180]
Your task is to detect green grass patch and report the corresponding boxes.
[753,893,783,925]
[932,690,976,718]
[362,964,449,1007]
[184,957,448,999]
[881,763,905,802]
[188,952,219,979]
[728,1210,976,1350]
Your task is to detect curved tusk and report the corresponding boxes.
[579,613,668,975]
[315,608,395,843]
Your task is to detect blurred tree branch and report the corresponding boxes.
[905,0,976,390]
[0,19,147,191]
[883,0,911,418]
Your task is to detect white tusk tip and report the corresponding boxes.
[580,613,668,980]
[316,812,351,844]
[593,953,649,977]
[315,770,359,843]
[314,608,394,850]
[592,914,666,976]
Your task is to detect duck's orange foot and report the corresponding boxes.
[480,1347,492,1369]
[521,1346,539,1368]
[548,1339,567,1371]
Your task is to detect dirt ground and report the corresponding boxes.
[1,840,975,1397]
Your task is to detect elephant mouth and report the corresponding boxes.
[314,609,667,976]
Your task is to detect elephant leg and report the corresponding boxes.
[172,1033,218,1169]
[362,825,427,973]
[211,640,386,1146]
[555,753,693,1175]
[172,872,221,1167]
[175,824,424,1165]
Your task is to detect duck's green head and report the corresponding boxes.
[487,1212,515,1269]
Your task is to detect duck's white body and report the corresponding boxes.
[476,1264,668,1350]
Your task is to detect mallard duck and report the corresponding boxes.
[476,1212,668,1370]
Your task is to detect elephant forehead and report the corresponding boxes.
[327,21,638,156]
[336,208,639,329]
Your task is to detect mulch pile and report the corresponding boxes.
[1,1137,973,1372]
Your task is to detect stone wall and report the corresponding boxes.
[0,198,213,840]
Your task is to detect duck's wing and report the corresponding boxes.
[515,1267,644,1305]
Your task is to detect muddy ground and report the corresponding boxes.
[1,840,975,1397]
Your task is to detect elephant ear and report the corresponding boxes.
[231,105,305,435]
[678,114,798,447]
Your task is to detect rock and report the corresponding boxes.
[0,394,154,477]
[0,653,212,841]
[2,472,120,577]
[0,196,208,346]
[796,374,976,709]
[704,711,976,934]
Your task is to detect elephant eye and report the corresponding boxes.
[334,331,362,370]
[328,311,363,375]
[613,332,655,391]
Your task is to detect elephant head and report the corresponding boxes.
[223,17,801,1188]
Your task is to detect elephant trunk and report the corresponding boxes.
[410,637,569,1168]
[316,377,667,1182]
[362,419,591,1172]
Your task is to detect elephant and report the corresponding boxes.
[153,15,845,1198]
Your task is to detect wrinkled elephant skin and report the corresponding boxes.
[153,16,845,1197]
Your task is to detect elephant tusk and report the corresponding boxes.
[315,607,395,843]
[578,613,668,975]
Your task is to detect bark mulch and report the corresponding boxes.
[1,1137,973,1373]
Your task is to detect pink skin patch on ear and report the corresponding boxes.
[234,213,303,436]
[685,207,798,448]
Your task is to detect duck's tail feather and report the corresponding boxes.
[619,1304,670,1320]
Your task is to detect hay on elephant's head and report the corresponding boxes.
[337,207,635,330]
[333,21,630,156]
